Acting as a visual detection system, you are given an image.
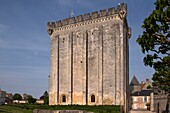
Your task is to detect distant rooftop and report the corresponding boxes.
[130,75,140,86]
[131,90,153,96]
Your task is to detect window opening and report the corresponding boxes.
[91,95,95,102]
[62,95,66,102]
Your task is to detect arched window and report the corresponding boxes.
[91,95,95,102]
[62,95,66,102]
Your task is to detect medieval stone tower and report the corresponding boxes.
[47,3,131,112]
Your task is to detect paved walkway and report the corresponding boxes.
[129,110,156,113]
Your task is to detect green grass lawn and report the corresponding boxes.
[0,105,32,113]
[0,104,120,113]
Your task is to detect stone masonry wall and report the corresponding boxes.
[48,3,131,113]
[33,109,92,113]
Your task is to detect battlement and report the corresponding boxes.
[47,3,127,35]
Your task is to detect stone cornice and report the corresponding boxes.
[47,3,127,36]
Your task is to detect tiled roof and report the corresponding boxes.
[131,90,153,96]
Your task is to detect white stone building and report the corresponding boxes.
[47,3,131,113]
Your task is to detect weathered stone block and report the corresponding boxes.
[62,18,69,26]
[76,15,83,22]
[107,7,115,15]
[83,13,90,20]
[91,11,98,19]
[56,20,62,27]
[99,9,107,17]
[69,17,75,24]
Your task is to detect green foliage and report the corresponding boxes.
[12,93,22,100]
[27,95,36,104]
[152,56,170,93]
[137,0,170,93]
[147,85,152,89]
[43,91,49,105]
[0,105,32,113]
[40,91,49,104]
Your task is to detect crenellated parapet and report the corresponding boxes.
[47,3,127,35]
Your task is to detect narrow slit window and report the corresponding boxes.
[62,95,66,102]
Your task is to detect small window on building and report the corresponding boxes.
[62,95,66,102]
[144,96,147,102]
[133,97,137,102]
[91,95,95,102]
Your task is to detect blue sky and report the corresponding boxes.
[0,0,155,98]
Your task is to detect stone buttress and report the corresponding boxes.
[47,3,131,113]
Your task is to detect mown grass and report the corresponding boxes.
[0,105,32,113]
[0,104,120,113]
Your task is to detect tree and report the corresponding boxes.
[147,85,152,89]
[40,91,49,104]
[137,0,170,94]
[43,91,49,104]
[12,93,22,100]
[27,95,36,104]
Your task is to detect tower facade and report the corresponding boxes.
[47,3,131,112]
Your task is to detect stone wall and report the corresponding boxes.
[153,94,170,113]
[33,109,92,113]
[72,31,87,105]
[47,3,127,35]
[48,3,131,113]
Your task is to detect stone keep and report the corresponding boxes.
[47,3,131,111]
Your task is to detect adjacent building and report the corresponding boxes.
[129,76,153,110]
[5,93,13,104]
[129,75,141,94]
[36,99,44,104]
[131,90,153,109]
[6,93,13,99]
[153,86,170,113]
[0,90,6,105]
